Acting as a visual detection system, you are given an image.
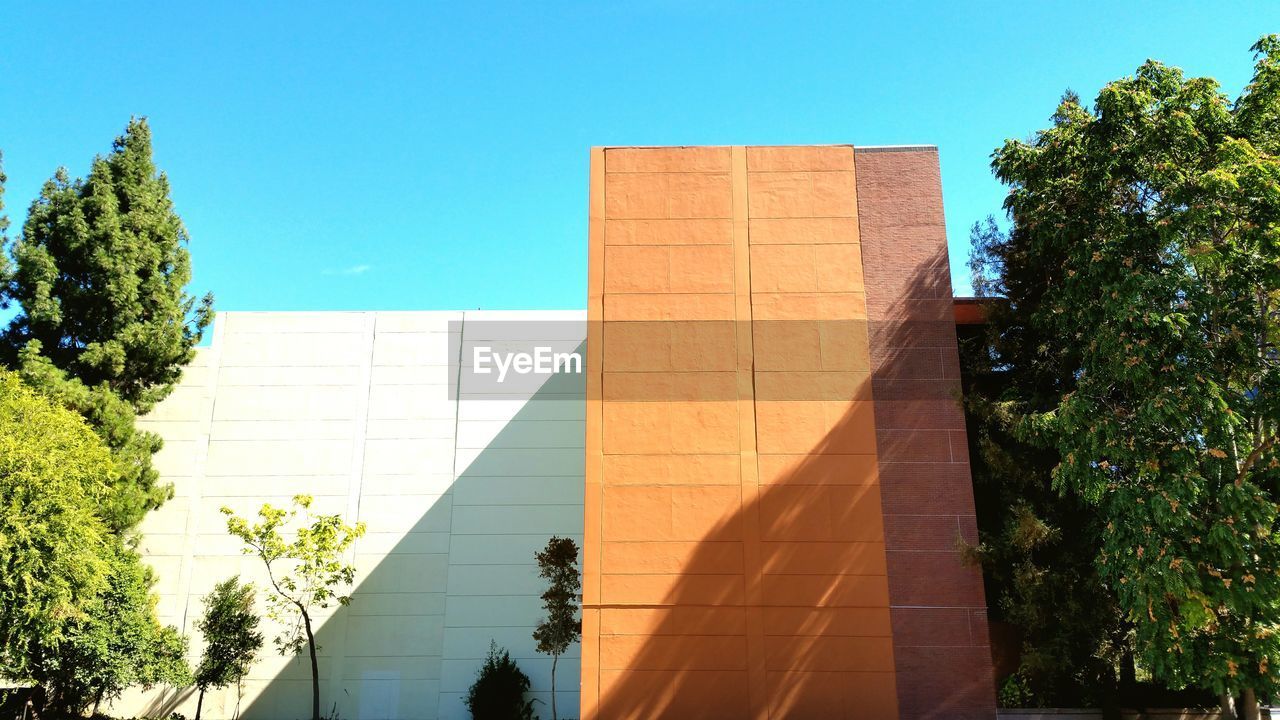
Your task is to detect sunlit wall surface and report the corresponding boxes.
[112,310,585,720]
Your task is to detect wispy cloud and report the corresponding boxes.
[323,264,372,276]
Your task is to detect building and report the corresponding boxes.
[115,145,995,720]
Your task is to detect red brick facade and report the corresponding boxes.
[856,146,997,719]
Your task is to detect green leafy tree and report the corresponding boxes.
[983,37,1280,719]
[0,370,111,680]
[465,642,536,720]
[30,542,191,716]
[194,577,264,720]
[222,495,366,720]
[532,537,580,720]
[1,117,214,532]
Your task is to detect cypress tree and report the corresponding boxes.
[2,118,214,531]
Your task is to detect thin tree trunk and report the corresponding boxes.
[551,654,558,720]
[304,610,320,720]
[1240,688,1260,720]
[195,688,206,720]
[1220,692,1238,720]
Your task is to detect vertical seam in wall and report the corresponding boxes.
[436,310,467,720]
[849,149,902,720]
[176,310,224,634]
[449,311,466,508]
[582,146,606,720]
[327,310,377,708]
[732,146,769,720]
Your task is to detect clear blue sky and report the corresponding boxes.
[1,2,1276,309]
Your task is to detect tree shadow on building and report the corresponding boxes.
[587,242,995,720]
[228,337,588,720]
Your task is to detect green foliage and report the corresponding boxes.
[0,120,212,712]
[0,118,214,532]
[194,577,263,696]
[963,219,1130,707]
[982,36,1280,702]
[465,642,536,720]
[31,542,191,715]
[221,495,366,655]
[999,671,1036,708]
[532,537,580,720]
[13,343,164,532]
[0,152,11,293]
[0,370,111,678]
[222,495,365,720]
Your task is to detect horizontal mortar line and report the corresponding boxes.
[586,603,894,610]
[889,604,988,610]
[446,533,586,539]
[215,383,366,388]
[440,594,559,600]
[598,539,885,544]
[603,215,866,221]
[341,654,445,659]
[873,461,972,465]
[603,169,732,174]
[605,243,861,248]
[345,613,445,618]
[604,170,859,176]
[443,624,567,630]
[744,170,858,175]
[597,571,887,576]
[596,633,893,640]
[603,216,733,221]
[602,240,736,245]
[449,503,584,508]
[454,444,585,450]
[885,548,972,554]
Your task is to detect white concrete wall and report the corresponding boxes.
[112,311,585,720]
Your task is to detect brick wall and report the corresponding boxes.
[856,146,997,720]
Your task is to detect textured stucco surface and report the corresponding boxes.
[583,146,903,719]
[112,310,585,720]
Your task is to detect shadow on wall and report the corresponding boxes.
[230,340,588,720]
[589,244,996,720]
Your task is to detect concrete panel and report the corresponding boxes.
[450,505,583,536]
[362,438,456,475]
[205,439,354,477]
[219,365,366,386]
[213,386,362,421]
[220,332,368,367]
[450,476,583,507]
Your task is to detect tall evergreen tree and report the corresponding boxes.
[0,152,11,290]
[966,215,1132,710]
[2,118,214,531]
[532,536,581,720]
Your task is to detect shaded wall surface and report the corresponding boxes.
[113,311,585,720]
[583,145,994,719]
[857,147,997,719]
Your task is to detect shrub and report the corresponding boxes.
[465,642,536,720]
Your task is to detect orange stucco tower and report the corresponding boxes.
[582,146,995,719]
